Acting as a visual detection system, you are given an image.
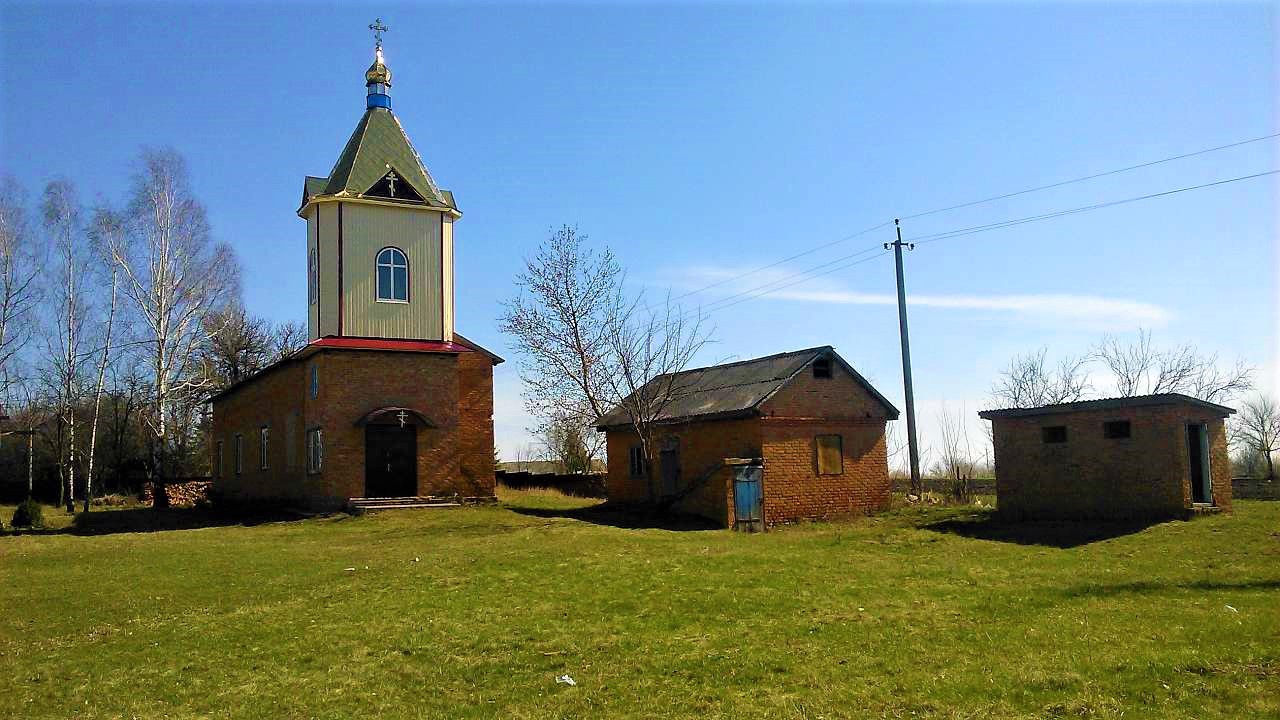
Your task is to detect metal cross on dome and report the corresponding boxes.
[369,18,390,50]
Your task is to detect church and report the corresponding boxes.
[210,34,501,510]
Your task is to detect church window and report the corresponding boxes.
[306,428,324,474]
[308,247,318,305]
[259,426,270,470]
[310,364,319,399]
[215,441,223,478]
[376,247,409,302]
[234,434,243,475]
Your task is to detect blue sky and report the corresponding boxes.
[2,2,1276,461]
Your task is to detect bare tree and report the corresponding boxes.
[536,415,593,474]
[82,206,124,512]
[0,176,40,400]
[42,179,88,512]
[108,148,237,506]
[271,320,307,361]
[1095,329,1252,402]
[500,225,619,453]
[991,348,1090,408]
[931,405,977,503]
[600,293,712,502]
[202,303,272,387]
[1233,394,1279,480]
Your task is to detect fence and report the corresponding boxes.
[1232,476,1280,500]
[495,470,606,498]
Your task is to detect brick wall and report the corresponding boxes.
[211,347,497,509]
[604,417,761,525]
[990,404,1232,520]
[760,419,890,524]
[211,359,309,504]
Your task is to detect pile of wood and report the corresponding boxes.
[142,480,212,508]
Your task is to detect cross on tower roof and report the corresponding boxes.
[369,18,390,50]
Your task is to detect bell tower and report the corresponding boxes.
[298,20,459,344]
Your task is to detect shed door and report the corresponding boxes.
[1187,424,1211,504]
[733,465,764,532]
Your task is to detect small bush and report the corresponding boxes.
[11,498,44,529]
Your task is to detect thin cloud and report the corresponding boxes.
[672,267,1172,328]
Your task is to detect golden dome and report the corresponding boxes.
[366,49,392,86]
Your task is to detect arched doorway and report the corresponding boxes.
[355,407,433,497]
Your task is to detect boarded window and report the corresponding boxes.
[628,445,646,478]
[816,434,843,475]
[215,441,223,479]
[1103,420,1131,439]
[1042,426,1068,444]
[812,357,832,379]
[234,434,243,475]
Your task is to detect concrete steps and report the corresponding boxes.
[347,496,463,512]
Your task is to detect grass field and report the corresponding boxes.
[2,490,1278,719]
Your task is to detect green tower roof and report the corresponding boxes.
[302,107,457,214]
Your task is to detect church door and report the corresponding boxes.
[364,425,418,497]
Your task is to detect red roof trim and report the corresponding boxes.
[308,336,474,353]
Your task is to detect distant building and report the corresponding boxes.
[595,347,899,529]
[210,39,501,510]
[979,394,1235,520]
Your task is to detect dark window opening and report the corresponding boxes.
[1042,426,1068,444]
[628,445,646,478]
[812,357,832,379]
[1103,420,1131,439]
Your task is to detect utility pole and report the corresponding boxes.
[885,219,922,496]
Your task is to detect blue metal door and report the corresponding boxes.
[733,465,763,532]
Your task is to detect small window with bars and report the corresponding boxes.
[259,426,270,470]
[628,445,646,478]
[1103,420,1131,439]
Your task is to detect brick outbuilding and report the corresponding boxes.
[596,347,899,529]
[980,394,1236,520]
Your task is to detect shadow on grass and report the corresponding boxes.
[926,512,1166,549]
[1058,578,1280,598]
[41,507,318,536]
[509,502,721,531]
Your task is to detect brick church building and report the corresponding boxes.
[210,38,501,509]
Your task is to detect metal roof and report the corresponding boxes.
[595,346,898,429]
[978,393,1237,420]
[302,107,456,212]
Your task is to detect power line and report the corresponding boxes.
[672,220,892,302]
[694,245,884,315]
[908,169,1279,246]
[684,168,1277,318]
[899,132,1280,222]
[672,131,1278,304]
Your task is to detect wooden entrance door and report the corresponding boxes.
[733,464,764,532]
[365,425,417,497]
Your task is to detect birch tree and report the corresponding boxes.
[42,179,87,512]
[0,176,39,399]
[109,148,237,506]
[83,206,124,512]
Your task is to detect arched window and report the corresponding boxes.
[308,247,318,305]
[376,247,409,302]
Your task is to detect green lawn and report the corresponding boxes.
[2,492,1278,719]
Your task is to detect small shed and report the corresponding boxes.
[595,346,899,529]
[979,394,1235,520]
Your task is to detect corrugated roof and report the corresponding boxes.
[978,393,1237,419]
[595,346,898,429]
[308,107,456,211]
